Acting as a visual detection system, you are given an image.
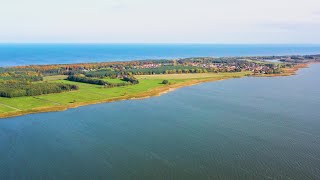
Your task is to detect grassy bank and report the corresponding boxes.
[0,65,307,119]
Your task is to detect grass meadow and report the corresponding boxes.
[0,72,250,117]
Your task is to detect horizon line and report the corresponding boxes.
[1,42,320,45]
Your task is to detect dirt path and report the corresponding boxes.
[0,102,21,111]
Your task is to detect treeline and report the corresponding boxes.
[124,66,208,75]
[85,70,118,78]
[84,66,211,78]
[0,71,43,82]
[83,67,214,78]
[12,60,174,76]
[67,75,106,85]
[0,82,78,98]
[66,75,139,88]
[0,75,43,82]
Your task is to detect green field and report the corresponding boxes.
[0,72,251,117]
[101,77,130,84]
[43,75,68,81]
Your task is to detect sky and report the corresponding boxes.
[0,0,320,43]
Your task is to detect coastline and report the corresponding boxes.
[0,63,309,119]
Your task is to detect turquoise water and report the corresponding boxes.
[1,44,320,66]
[0,64,319,179]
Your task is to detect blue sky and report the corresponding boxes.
[1,0,320,43]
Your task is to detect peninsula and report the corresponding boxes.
[0,55,318,118]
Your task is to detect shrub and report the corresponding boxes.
[162,80,169,84]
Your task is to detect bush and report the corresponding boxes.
[122,76,139,84]
[162,80,169,84]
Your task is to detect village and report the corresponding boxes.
[122,56,289,74]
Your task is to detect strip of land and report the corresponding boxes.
[0,64,308,119]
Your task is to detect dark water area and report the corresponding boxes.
[0,64,319,179]
[1,44,320,66]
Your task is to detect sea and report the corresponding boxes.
[0,44,320,66]
[0,44,320,179]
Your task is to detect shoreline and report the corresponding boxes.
[0,63,310,119]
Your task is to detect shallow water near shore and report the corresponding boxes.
[0,64,320,179]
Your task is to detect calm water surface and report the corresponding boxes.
[0,64,320,179]
[1,44,320,66]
